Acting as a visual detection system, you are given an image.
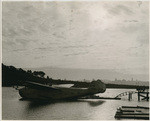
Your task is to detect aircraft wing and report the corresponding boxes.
[105,83,149,89]
[72,80,149,90]
[25,81,61,91]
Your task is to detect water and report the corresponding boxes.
[2,87,149,120]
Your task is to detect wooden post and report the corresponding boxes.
[128,93,132,101]
[138,91,140,101]
[128,93,130,101]
[146,92,149,101]
[131,93,132,100]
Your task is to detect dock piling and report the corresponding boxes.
[137,89,149,101]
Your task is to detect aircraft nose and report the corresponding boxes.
[101,83,106,93]
[89,80,106,93]
[96,79,106,93]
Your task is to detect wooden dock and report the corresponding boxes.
[80,95,121,100]
[115,106,149,120]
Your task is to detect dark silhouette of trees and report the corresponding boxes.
[33,71,45,78]
[27,70,32,74]
[47,76,49,79]
[2,63,91,87]
[2,63,51,86]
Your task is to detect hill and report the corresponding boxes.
[27,67,149,81]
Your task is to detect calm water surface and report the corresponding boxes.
[2,87,149,120]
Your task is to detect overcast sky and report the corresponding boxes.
[2,1,149,74]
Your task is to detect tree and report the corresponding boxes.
[27,70,32,74]
[47,76,49,79]
[33,71,45,78]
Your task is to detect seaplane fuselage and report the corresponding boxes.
[19,80,106,100]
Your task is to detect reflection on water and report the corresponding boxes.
[27,99,105,109]
[88,100,105,107]
[2,87,149,120]
[27,101,54,109]
[77,99,105,107]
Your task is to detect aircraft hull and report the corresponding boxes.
[19,80,106,100]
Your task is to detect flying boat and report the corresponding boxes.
[19,80,106,100]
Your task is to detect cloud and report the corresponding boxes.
[64,51,89,57]
[60,45,93,49]
[2,1,149,72]
[12,49,26,52]
[107,4,134,15]
[124,20,138,23]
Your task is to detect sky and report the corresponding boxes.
[2,1,149,74]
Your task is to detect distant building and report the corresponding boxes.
[122,79,126,81]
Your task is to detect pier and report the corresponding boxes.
[104,81,149,101]
[137,89,149,101]
[115,89,149,101]
[115,106,149,120]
